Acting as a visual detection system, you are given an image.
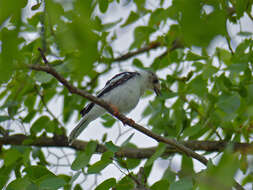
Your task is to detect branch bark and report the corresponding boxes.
[1,135,253,158]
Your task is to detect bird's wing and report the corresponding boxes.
[80,72,140,116]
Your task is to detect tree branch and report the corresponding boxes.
[112,41,162,62]
[1,135,252,158]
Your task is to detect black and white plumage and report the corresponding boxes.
[68,70,161,144]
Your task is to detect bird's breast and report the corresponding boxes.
[102,80,141,114]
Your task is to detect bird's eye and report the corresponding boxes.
[153,79,159,83]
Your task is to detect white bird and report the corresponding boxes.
[68,70,161,144]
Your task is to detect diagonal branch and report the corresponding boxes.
[113,41,162,62]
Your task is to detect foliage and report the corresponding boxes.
[0,0,253,189]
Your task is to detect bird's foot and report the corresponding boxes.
[110,104,120,116]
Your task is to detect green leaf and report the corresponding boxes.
[115,176,134,190]
[98,0,109,13]
[169,177,193,190]
[0,165,12,189]
[130,26,155,49]
[235,0,248,18]
[34,72,53,83]
[149,8,169,27]
[145,143,166,167]
[30,116,54,135]
[87,151,113,174]
[186,51,207,61]
[101,114,116,128]
[101,18,122,31]
[174,0,226,46]
[105,141,120,153]
[95,178,116,190]
[151,179,170,190]
[6,178,31,190]
[31,3,41,11]
[217,93,240,114]
[187,75,207,97]
[199,151,239,189]
[24,166,54,181]
[0,115,10,123]
[71,152,91,171]
[71,141,97,170]
[38,175,66,189]
[132,58,144,68]
[87,159,111,174]
[162,167,176,183]
[121,133,135,147]
[121,11,140,27]
[0,0,26,25]
[70,171,81,184]
[4,149,22,166]
[181,155,194,174]
[0,29,18,84]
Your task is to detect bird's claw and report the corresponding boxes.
[109,104,135,126]
[110,104,120,116]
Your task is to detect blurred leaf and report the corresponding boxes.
[149,8,170,28]
[115,176,134,190]
[118,143,141,169]
[186,51,207,61]
[4,149,22,166]
[217,93,240,115]
[24,165,54,180]
[121,133,135,147]
[0,165,12,189]
[105,141,120,153]
[87,151,113,174]
[31,3,41,11]
[98,0,109,13]
[95,178,116,190]
[145,143,166,167]
[71,141,97,170]
[0,29,18,84]
[6,178,31,190]
[0,0,26,25]
[101,114,116,128]
[151,179,170,190]
[187,75,207,97]
[173,0,226,46]
[38,175,66,189]
[199,151,239,189]
[130,26,155,49]
[30,116,55,135]
[121,11,140,27]
[34,72,53,83]
[169,177,193,190]
[235,0,249,18]
[0,115,10,123]
[181,155,194,175]
[162,167,176,183]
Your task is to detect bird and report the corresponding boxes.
[68,69,161,144]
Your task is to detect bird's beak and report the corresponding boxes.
[154,83,161,96]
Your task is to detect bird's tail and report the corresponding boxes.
[69,118,90,145]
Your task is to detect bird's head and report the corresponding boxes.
[140,70,161,96]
